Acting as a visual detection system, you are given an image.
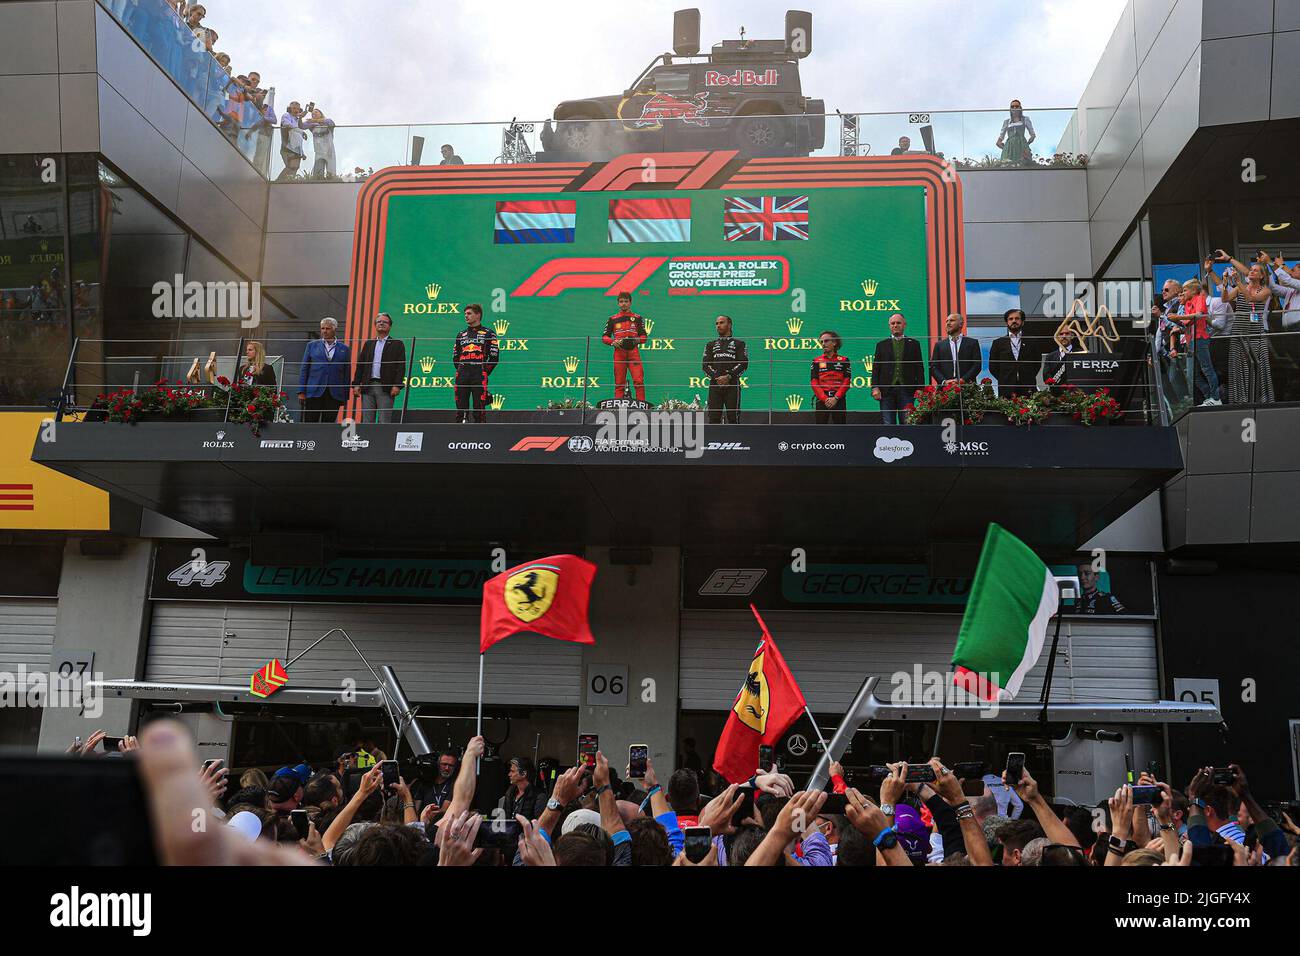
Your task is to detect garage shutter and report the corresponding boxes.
[680,610,1157,712]
[0,598,58,673]
[146,601,582,706]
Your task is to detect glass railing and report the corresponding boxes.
[58,327,1157,426]
[95,1,1081,184]
[1154,324,1300,420]
[97,0,278,176]
[267,109,1083,184]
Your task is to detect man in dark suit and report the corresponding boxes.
[352,312,407,423]
[929,313,982,386]
[870,312,925,424]
[1041,327,1081,391]
[297,317,352,422]
[987,308,1043,398]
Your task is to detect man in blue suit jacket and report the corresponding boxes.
[298,317,352,422]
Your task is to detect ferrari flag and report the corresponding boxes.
[713,605,808,784]
[480,555,597,653]
[950,523,1060,701]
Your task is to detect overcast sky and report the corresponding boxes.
[208,0,1128,126]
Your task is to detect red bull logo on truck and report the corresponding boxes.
[626,92,716,129]
[705,68,780,86]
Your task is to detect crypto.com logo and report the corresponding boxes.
[511,257,667,298]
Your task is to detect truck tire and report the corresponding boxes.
[553,113,603,159]
[736,114,790,156]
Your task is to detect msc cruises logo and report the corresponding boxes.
[944,440,990,456]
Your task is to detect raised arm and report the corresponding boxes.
[744,790,827,867]
[323,765,382,852]
[442,735,484,822]
[1009,765,1080,847]
[929,758,992,865]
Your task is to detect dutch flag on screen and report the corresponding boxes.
[494,200,576,244]
[607,199,692,243]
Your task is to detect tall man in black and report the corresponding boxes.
[702,314,748,424]
[353,312,407,423]
[452,303,499,423]
[987,308,1041,398]
[929,312,982,386]
[870,312,925,424]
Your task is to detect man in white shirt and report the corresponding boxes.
[928,313,981,386]
[352,313,407,423]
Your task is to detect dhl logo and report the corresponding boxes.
[250,658,288,698]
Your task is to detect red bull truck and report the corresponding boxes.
[541,9,825,161]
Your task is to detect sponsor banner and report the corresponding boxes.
[150,544,493,604]
[42,421,1185,472]
[683,553,1155,615]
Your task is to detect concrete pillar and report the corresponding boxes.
[37,538,152,751]
[579,547,681,777]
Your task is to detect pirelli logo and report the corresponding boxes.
[510,436,569,452]
[698,568,767,596]
[0,484,35,511]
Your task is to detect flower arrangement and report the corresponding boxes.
[656,396,703,411]
[905,380,1003,425]
[537,398,593,410]
[1045,385,1124,425]
[225,381,287,434]
[99,380,215,423]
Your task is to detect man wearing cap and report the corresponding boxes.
[353,312,407,423]
[870,312,925,424]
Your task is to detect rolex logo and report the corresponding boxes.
[39,240,49,252]
[786,316,803,335]
[643,318,655,335]
[425,282,442,300]
[785,394,804,412]
[563,356,581,374]
[860,278,879,296]
[493,317,509,335]
[488,394,505,410]
[862,356,874,372]
[419,356,436,374]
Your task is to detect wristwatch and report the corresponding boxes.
[879,803,896,817]
[546,797,562,812]
[873,826,899,849]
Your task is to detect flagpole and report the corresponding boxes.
[932,695,947,758]
[1037,605,1066,724]
[476,652,484,772]
[802,705,831,764]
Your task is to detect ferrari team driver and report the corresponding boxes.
[602,292,648,402]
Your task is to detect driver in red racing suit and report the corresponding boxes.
[602,292,648,401]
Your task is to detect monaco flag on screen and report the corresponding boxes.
[607,198,691,243]
[480,555,597,653]
[713,605,808,784]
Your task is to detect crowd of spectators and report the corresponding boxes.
[1153,249,1300,414]
[81,721,1300,867]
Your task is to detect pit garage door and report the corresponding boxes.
[0,598,58,673]
[145,601,583,706]
[679,610,1158,713]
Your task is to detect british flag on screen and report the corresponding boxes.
[723,195,810,241]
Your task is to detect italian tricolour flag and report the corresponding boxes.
[951,523,1060,701]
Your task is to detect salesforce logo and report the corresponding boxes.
[873,437,914,463]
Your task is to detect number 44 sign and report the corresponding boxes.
[250,659,289,698]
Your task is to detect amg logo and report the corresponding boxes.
[699,568,767,596]
[50,886,152,936]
